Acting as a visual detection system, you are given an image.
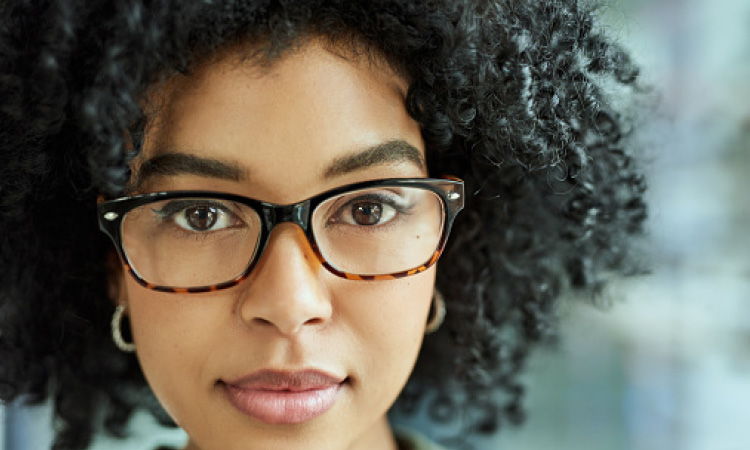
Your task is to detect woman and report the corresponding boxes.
[0,1,646,449]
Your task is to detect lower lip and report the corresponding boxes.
[222,382,343,424]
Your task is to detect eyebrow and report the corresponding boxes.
[323,140,425,179]
[131,140,425,191]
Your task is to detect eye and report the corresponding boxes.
[155,200,242,232]
[346,200,396,226]
[328,193,409,227]
[178,205,221,231]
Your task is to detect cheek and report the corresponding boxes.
[123,278,222,424]
[337,269,435,400]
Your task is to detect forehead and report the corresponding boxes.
[136,39,425,202]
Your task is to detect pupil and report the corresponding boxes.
[352,203,382,225]
[186,206,217,230]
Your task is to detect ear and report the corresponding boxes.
[106,250,128,307]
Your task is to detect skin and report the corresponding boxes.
[112,39,436,450]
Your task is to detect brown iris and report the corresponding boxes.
[186,206,218,231]
[352,202,382,225]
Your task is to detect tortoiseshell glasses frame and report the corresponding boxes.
[97,177,464,293]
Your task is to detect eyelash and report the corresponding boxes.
[152,200,242,237]
[324,193,414,229]
[153,194,412,228]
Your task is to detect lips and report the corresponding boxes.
[222,369,346,424]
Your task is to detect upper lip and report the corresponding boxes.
[223,369,347,392]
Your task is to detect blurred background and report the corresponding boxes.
[2,0,749,449]
[490,0,750,449]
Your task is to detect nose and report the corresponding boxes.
[237,223,332,336]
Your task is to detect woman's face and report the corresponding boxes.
[114,40,435,450]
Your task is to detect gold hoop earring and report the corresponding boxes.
[425,289,446,334]
[111,304,136,353]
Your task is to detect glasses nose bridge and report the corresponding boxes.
[256,199,320,271]
[260,199,312,233]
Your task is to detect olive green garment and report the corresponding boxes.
[395,428,448,450]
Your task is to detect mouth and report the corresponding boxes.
[220,369,349,425]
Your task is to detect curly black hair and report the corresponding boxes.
[0,0,646,449]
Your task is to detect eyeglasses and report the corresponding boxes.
[98,177,464,293]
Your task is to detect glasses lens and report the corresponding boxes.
[312,186,445,275]
[121,197,262,287]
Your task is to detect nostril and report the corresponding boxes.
[252,317,274,327]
